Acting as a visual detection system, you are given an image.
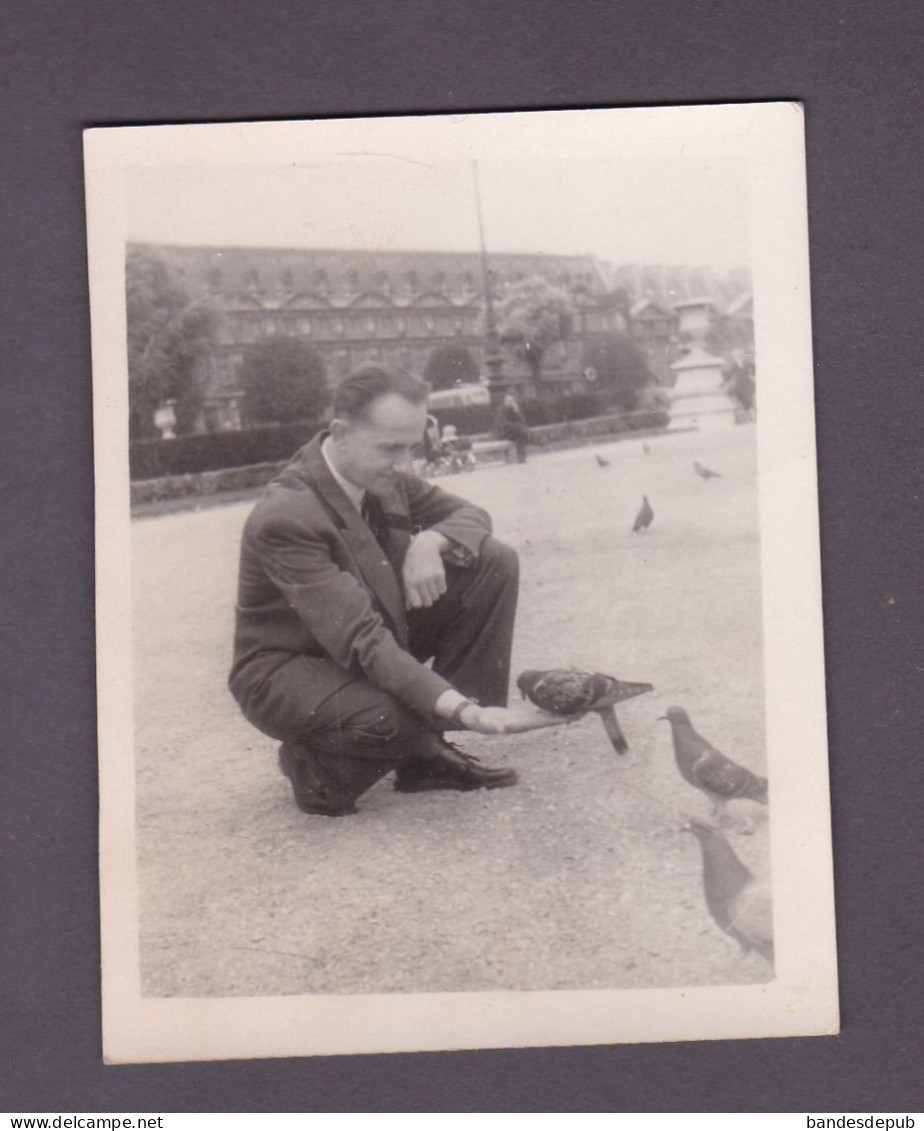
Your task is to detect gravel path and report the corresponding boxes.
[132,426,771,998]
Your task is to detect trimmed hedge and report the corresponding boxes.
[527,407,669,446]
[131,408,673,507]
[131,461,285,506]
[130,404,670,482]
[130,420,323,481]
[430,394,653,436]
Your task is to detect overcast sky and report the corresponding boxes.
[126,154,751,272]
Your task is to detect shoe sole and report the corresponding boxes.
[395,773,519,793]
[278,746,358,816]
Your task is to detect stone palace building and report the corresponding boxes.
[133,243,752,433]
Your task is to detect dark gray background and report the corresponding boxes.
[2,0,922,1113]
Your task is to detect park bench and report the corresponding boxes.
[470,438,516,464]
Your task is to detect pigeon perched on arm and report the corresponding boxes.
[684,816,774,964]
[595,453,610,467]
[661,706,768,812]
[693,460,722,480]
[632,495,654,533]
[517,668,653,754]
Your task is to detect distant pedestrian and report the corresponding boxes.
[494,394,530,464]
[421,413,441,464]
[723,351,756,420]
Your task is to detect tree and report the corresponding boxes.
[423,343,479,391]
[492,276,577,393]
[583,332,655,411]
[125,247,219,438]
[239,337,329,426]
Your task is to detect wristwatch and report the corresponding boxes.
[449,699,477,728]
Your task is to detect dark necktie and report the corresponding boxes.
[361,493,389,552]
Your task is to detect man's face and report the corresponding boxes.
[330,393,428,494]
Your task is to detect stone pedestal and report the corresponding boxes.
[668,345,735,430]
[154,401,177,440]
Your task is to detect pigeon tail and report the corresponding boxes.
[592,677,654,706]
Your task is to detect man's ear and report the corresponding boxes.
[329,418,349,442]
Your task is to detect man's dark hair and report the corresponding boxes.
[333,364,431,423]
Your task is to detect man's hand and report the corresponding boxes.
[403,530,450,609]
[458,702,570,735]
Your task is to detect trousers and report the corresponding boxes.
[282,536,519,807]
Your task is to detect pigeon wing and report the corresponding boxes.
[692,748,767,802]
[528,668,597,714]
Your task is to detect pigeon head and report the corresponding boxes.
[660,706,692,726]
[516,670,544,699]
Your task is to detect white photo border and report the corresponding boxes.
[85,103,838,1063]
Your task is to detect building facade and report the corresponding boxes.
[131,243,752,433]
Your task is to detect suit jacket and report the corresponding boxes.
[229,432,493,740]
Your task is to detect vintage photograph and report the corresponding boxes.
[86,105,837,1062]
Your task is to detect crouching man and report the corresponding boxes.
[229,364,550,817]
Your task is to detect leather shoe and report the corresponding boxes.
[278,743,358,817]
[394,738,518,793]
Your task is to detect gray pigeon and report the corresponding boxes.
[684,816,774,964]
[694,460,722,480]
[661,706,768,811]
[632,495,654,533]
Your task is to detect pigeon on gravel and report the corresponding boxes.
[642,441,650,455]
[684,816,774,964]
[632,495,654,533]
[661,707,768,812]
[595,453,611,467]
[694,460,722,480]
[517,668,653,754]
